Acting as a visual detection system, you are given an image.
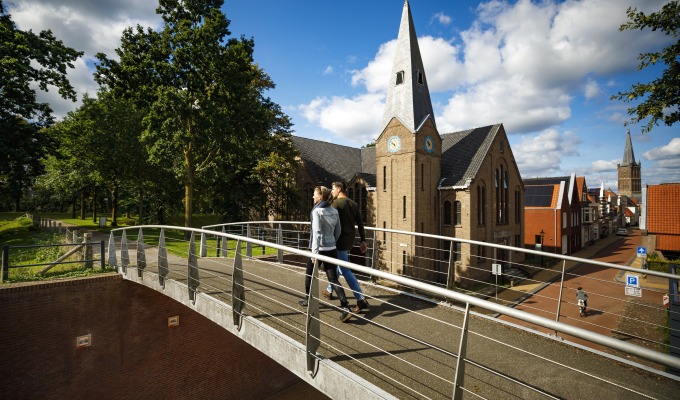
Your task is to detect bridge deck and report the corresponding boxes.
[114,243,679,400]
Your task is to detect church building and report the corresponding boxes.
[292,1,524,287]
[618,130,642,202]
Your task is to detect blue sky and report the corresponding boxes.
[8,0,679,191]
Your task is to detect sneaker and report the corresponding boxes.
[298,299,308,307]
[322,290,333,300]
[339,306,352,322]
[352,299,369,313]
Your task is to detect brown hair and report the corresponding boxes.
[332,181,346,194]
[315,186,331,201]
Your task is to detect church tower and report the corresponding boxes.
[375,0,441,277]
[617,130,641,201]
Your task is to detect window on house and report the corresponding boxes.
[454,201,461,225]
[563,212,567,228]
[396,71,404,85]
[514,189,521,223]
[444,200,452,225]
[403,196,407,219]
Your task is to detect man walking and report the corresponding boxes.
[326,181,370,313]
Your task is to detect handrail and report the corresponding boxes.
[202,221,680,281]
[113,224,680,370]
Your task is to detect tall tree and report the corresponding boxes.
[95,0,294,228]
[0,0,83,124]
[0,0,82,211]
[611,1,679,134]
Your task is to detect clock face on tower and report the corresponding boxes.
[424,135,434,153]
[388,136,401,153]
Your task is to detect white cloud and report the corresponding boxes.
[510,129,581,177]
[299,94,385,145]
[322,66,333,76]
[584,80,601,100]
[7,0,161,119]
[590,159,619,172]
[432,12,452,26]
[643,138,680,161]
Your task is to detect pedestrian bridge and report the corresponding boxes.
[107,222,680,399]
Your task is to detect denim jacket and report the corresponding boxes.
[309,201,341,254]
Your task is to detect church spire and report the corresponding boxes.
[382,0,435,132]
[621,130,637,166]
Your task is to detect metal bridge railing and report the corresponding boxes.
[106,224,679,400]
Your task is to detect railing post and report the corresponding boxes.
[158,228,168,288]
[136,228,146,278]
[246,224,253,257]
[200,232,207,257]
[84,233,93,269]
[2,245,9,282]
[121,230,129,274]
[452,303,471,399]
[306,259,321,376]
[446,240,455,290]
[555,260,567,329]
[277,223,283,264]
[187,232,199,304]
[232,240,245,330]
[221,226,227,257]
[100,241,105,270]
[107,232,117,270]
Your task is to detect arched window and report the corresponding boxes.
[454,201,462,225]
[477,184,486,225]
[444,200,452,225]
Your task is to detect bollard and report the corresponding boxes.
[84,233,93,269]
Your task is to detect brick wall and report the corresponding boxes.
[0,275,310,400]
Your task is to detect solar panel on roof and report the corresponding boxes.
[525,185,553,207]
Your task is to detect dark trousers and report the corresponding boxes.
[304,249,348,307]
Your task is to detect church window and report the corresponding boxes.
[417,70,424,85]
[444,200,452,225]
[477,185,486,225]
[396,71,404,85]
[383,166,387,192]
[421,164,424,191]
[454,201,461,226]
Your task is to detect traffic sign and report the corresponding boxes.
[637,246,647,258]
[663,294,670,308]
[492,263,502,276]
[625,286,642,297]
[626,274,639,287]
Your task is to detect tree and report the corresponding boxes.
[611,1,680,134]
[95,0,295,228]
[0,0,83,124]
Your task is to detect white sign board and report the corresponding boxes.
[626,274,640,288]
[625,286,642,297]
[492,263,502,276]
[637,246,647,258]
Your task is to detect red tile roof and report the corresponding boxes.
[656,235,680,251]
[647,183,680,236]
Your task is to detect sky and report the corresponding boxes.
[6,0,680,191]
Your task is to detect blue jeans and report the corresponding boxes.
[327,250,364,301]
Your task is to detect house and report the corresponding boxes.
[642,183,680,259]
[523,174,580,255]
[292,1,524,287]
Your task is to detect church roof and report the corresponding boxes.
[291,136,362,186]
[382,0,435,133]
[621,130,637,166]
[439,124,500,187]
[291,124,503,190]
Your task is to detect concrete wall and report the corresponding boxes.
[0,275,309,400]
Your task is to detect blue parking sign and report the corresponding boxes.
[626,274,639,287]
